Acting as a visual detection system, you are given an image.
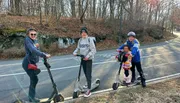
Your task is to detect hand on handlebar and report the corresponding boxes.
[83,57,89,61]
[46,54,51,58]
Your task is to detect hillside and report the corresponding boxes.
[0,15,177,59]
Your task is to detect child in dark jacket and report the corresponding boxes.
[122,45,132,85]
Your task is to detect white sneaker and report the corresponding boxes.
[84,90,91,98]
[83,85,88,89]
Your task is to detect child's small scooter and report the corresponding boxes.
[112,52,141,90]
[73,55,100,98]
[14,57,64,103]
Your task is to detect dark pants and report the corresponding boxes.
[82,60,92,89]
[22,58,38,100]
[131,62,145,82]
[124,69,129,77]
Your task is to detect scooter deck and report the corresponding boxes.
[14,98,52,103]
[74,79,100,93]
[120,80,141,87]
[81,83,100,93]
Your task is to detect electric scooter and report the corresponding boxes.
[73,55,100,98]
[14,58,64,103]
[112,52,141,90]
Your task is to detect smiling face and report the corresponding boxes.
[28,30,37,40]
[81,31,88,38]
[128,36,135,42]
[124,46,130,52]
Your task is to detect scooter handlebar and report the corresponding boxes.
[76,55,85,58]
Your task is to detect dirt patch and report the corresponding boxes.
[69,78,180,103]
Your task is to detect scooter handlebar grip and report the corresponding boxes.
[76,55,85,58]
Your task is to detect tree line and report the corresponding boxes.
[0,0,179,29]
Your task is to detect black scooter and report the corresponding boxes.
[112,52,141,90]
[73,55,100,98]
[14,58,64,103]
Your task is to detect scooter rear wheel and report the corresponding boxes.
[73,91,80,99]
[13,100,23,103]
[112,83,119,90]
[96,79,100,85]
[53,94,64,103]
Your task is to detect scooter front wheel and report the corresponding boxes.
[112,83,119,90]
[73,91,80,99]
[53,94,64,103]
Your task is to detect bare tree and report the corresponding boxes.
[38,0,42,26]
[109,0,115,20]
[80,0,89,24]
[70,0,76,17]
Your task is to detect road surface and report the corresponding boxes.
[0,32,180,103]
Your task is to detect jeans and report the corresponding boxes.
[22,58,38,100]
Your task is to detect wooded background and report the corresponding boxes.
[0,0,179,59]
[0,0,179,28]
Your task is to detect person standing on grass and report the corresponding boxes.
[117,31,146,87]
[73,27,96,97]
[22,28,51,102]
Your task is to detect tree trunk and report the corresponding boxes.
[78,0,82,17]
[147,5,152,26]
[109,0,115,20]
[102,0,107,18]
[98,0,102,18]
[38,0,42,26]
[92,0,96,18]
[45,0,50,25]
[10,0,14,14]
[70,0,76,17]
[129,0,134,21]
[55,0,61,28]
[80,0,89,24]
[60,0,65,16]
[154,3,160,24]
[135,0,139,20]
[14,0,21,15]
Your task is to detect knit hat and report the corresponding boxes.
[80,27,88,34]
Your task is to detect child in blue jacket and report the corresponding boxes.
[117,32,146,87]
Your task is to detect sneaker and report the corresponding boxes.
[141,79,146,88]
[131,78,136,83]
[126,82,131,86]
[29,97,40,102]
[83,85,88,89]
[121,81,126,86]
[84,90,91,98]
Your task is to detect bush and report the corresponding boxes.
[0,47,25,59]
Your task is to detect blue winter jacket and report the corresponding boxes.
[118,39,141,62]
[23,37,46,65]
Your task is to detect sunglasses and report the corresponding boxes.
[30,33,37,36]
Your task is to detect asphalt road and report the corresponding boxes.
[0,32,180,103]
